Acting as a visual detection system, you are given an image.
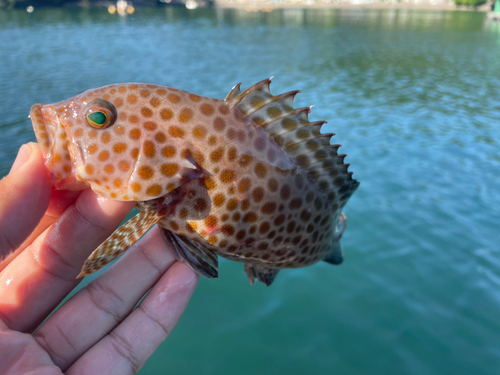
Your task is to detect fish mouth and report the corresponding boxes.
[30,104,84,189]
[31,104,56,157]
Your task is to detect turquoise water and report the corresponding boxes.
[1,7,500,374]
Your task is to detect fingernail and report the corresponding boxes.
[9,144,33,174]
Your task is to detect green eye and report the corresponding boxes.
[87,111,108,126]
[84,99,117,129]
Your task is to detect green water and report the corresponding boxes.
[1,7,500,375]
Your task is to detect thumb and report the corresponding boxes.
[0,143,51,260]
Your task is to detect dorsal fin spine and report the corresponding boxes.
[225,82,242,102]
[274,122,324,148]
[285,130,333,150]
[297,106,312,121]
[257,106,312,130]
[234,78,271,104]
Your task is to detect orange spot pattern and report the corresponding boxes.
[193,126,207,139]
[113,143,127,153]
[201,104,214,116]
[138,166,154,179]
[161,164,178,177]
[119,160,130,172]
[169,126,185,138]
[143,141,156,158]
[129,128,141,140]
[220,170,236,183]
[160,109,173,120]
[98,151,109,161]
[141,107,153,117]
[168,94,181,103]
[146,184,162,196]
[178,108,193,123]
[144,121,157,131]
[162,146,176,158]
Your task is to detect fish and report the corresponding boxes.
[29,78,359,286]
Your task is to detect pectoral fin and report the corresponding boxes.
[77,208,163,278]
[244,263,280,286]
[161,228,218,278]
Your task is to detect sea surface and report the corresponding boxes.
[1,7,499,375]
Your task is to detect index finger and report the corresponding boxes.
[0,144,81,273]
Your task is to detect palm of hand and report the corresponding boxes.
[0,144,198,374]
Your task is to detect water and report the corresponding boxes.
[1,7,500,374]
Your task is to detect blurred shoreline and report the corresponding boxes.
[7,0,493,12]
[214,0,492,11]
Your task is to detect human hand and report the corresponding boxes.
[0,143,198,374]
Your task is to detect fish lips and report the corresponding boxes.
[31,104,56,156]
[30,103,85,190]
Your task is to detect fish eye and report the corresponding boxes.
[84,99,117,129]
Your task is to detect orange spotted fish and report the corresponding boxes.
[30,79,359,286]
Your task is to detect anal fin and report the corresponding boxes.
[78,208,163,278]
[244,263,280,286]
[161,228,218,278]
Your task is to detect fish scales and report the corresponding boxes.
[30,79,359,286]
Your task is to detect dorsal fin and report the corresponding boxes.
[225,78,359,208]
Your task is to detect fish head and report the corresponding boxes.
[31,84,199,201]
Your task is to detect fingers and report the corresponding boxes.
[0,189,82,274]
[34,226,178,371]
[67,262,198,375]
[0,327,61,375]
[0,188,135,333]
[0,143,51,262]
